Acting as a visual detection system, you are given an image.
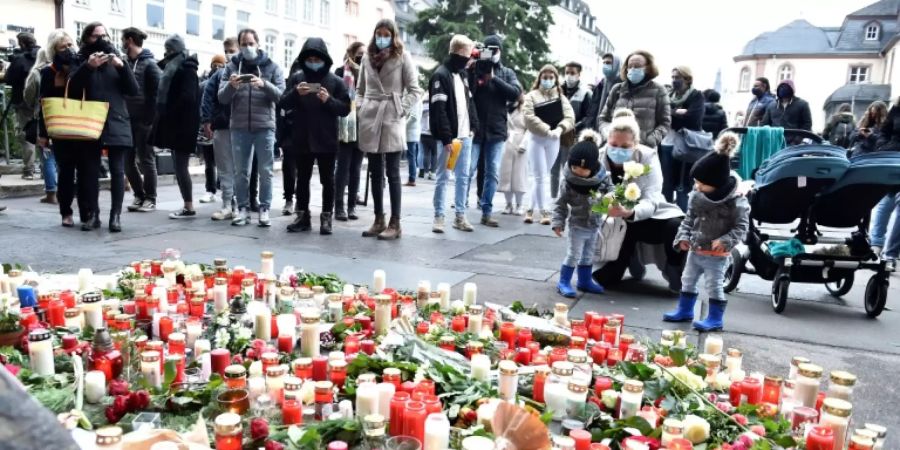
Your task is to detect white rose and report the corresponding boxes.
[248,360,264,377]
[715,372,732,390]
[601,389,619,409]
[623,182,642,202]
[623,161,645,180]
[450,300,466,315]
[664,366,708,391]
[237,327,253,340]
[682,414,710,444]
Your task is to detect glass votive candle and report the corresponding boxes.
[95,426,123,449]
[224,365,247,389]
[329,360,348,389]
[214,413,243,450]
[282,398,302,425]
[791,406,819,434]
[216,389,250,415]
[293,357,313,380]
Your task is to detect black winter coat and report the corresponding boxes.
[124,49,161,125]
[428,60,479,145]
[4,47,39,104]
[154,55,201,152]
[702,103,728,138]
[670,89,705,132]
[70,54,140,147]
[877,105,900,151]
[469,63,520,142]
[761,97,812,131]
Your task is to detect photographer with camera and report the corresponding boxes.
[467,34,521,227]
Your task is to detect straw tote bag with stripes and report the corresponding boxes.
[41,81,109,141]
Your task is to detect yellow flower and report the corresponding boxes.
[682,414,710,444]
[663,365,708,391]
[623,161,645,180]
[623,182,642,202]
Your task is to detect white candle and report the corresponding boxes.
[437,283,451,310]
[328,351,345,362]
[417,281,431,309]
[424,413,451,450]
[186,322,202,351]
[462,436,495,450]
[85,370,106,403]
[264,277,277,309]
[81,295,103,331]
[152,286,168,312]
[77,268,93,292]
[248,376,266,400]
[374,295,392,336]
[213,278,228,313]
[463,282,477,305]
[467,307,483,335]
[328,299,343,322]
[141,351,162,389]
[376,382,395,420]
[200,352,211,381]
[276,314,297,340]
[255,307,272,341]
[151,312,164,340]
[704,335,724,355]
[194,338,211,358]
[373,270,386,293]
[471,354,491,382]
[355,382,379,418]
[28,330,55,376]
[498,360,518,402]
[300,312,321,358]
[261,251,275,276]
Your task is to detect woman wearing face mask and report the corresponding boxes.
[661,66,705,211]
[591,109,686,292]
[598,50,671,150]
[334,42,366,221]
[499,94,528,215]
[356,19,424,240]
[522,65,575,225]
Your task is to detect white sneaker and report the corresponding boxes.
[258,208,271,227]
[502,204,514,215]
[232,208,251,226]
[212,208,234,221]
[199,193,217,203]
[432,216,445,233]
[514,205,525,216]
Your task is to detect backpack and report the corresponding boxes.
[830,121,854,149]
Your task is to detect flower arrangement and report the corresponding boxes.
[593,161,651,214]
[0,294,22,333]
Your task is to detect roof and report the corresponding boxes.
[848,0,900,17]
[824,84,891,105]
[740,20,834,56]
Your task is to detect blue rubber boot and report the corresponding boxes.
[662,292,698,322]
[576,265,605,294]
[693,299,726,331]
[557,265,577,298]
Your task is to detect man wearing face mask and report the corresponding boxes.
[586,53,620,130]
[550,61,592,199]
[202,37,240,221]
[121,27,162,214]
[279,37,351,235]
[743,77,774,127]
[466,34,521,227]
[761,79,812,134]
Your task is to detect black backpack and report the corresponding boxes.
[830,121,854,149]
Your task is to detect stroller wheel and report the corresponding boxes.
[772,274,790,314]
[864,275,889,318]
[824,274,854,298]
[723,247,743,294]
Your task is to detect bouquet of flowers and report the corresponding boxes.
[593,161,651,215]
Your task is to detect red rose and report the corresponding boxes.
[105,405,124,424]
[108,379,130,396]
[264,440,285,450]
[250,417,270,440]
[127,390,151,411]
[251,339,266,352]
[232,354,245,365]
[3,364,21,377]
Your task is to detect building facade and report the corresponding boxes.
[725,0,900,132]
[547,0,614,85]
[1,0,59,53]
[392,0,435,71]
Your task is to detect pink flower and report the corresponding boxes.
[749,425,766,437]
[731,442,747,450]
[738,434,754,447]
[108,379,130,396]
[731,413,748,426]
[250,417,270,440]
[3,364,21,377]
[264,440,285,450]
[716,401,732,412]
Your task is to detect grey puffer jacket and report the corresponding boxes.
[599,79,671,148]
[552,166,612,231]
[674,175,750,252]
[217,51,285,131]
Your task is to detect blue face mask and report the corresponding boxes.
[375,36,392,50]
[305,61,324,71]
[607,146,634,164]
[602,63,615,77]
[627,67,645,84]
[540,78,555,90]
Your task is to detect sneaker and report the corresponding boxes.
[540,210,552,225]
[282,201,294,216]
[514,205,525,216]
[212,208,234,221]
[258,208,271,227]
[127,198,143,212]
[481,215,499,227]
[887,258,897,272]
[169,208,197,219]
[873,246,883,258]
[232,208,250,226]
[501,204,514,215]
[199,192,217,203]
[453,215,474,232]
[427,172,435,180]
[137,200,156,212]
[432,216,445,234]
[524,210,534,224]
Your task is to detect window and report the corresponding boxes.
[320,0,330,24]
[212,5,226,40]
[147,0,165,29]
[266,0,277,13]
[778,63,793,81]
[303,0,314,21]
[286,0,297,18]
[866,24,880,41]
[284,37,295,69]
[75,22,87,39]
[74,0,89,6]
[739,67,751,92]
[109,28,121,43]
[264,34,277,58]
[237,10,250,35]
[345,0,358,16]
[849,65,870,84]
[110,0,122,13]
[186,0,200,36]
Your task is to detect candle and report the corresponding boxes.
[741,376,762,405]
[255,307,272,341]
[619,380,644,419]
[47,299,66,327]
[186,320,202,351]
[210,348,231,376]
[213,278,228,313]
[437,283,451,310]
[462,436,495,450]
[373,270,386,293]
[389,392,409,436]
[668,439,693,450]
[85,370,106,403]
[282,398,302,425]
[467,306,483,334]
[763,375,783,406]
[82,293,103,330]
[498,360,518,402]
[570,429,591,450]
[356,382,380,418]
[167,354,185,385]
[300,312,321,358]
[248,375,266,401]
[704,335,723,355]
[820,398,852,450]
[417,281,431,309]
[807,425,836,450]
[312,355,328,381]
[168,332,186,355]
[214,413,243,450]
[377,382,396,420]
[661,418,685,447]
[828,370,857,402]
[471,354,490,382]
[260,251,275,276]
[370,295,391,336]
[403,401,427,443]
[195,338,211,358]
[796,363,823,408]
[78,268,94,292]
[141,351,162,388]
[424,413,450,450]
[329,360,348,389]
[463,282,477,305]
[28,329,55,376]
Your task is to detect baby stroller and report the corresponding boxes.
[722,128,900,318]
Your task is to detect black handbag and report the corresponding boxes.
[534,98,563,129]
[672,128,714,163]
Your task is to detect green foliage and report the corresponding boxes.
[343,352,419,396]
[295,272,344,294]
[410,0,558,87]
[426,361,496,419]
[289,419,362,450]
[618,362,658,381]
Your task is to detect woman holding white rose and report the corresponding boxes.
[591,109,686,290]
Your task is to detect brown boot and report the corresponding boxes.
[378,216,402,240]
[362,214,386,237]
[39,192,57,204]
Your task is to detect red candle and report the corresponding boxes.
[532,354,548,366]
[168,333,186,355]
[190,298,205,317]
[215,435,242,450]
[19,307,37,329]
[516,348,532,365]
[403,401,426,442]
[343,339,360,355]
[533,368,549,403]
[282,399,302,425]
[451,316,466,332]
[423,395,442,415]
[570,429,591,450]
[158,316,173,342]
[357,316,372,334]
[211,349,231,376]
[741,377,762,405]
[293,358,313,380]
[416,321,430,335]
[729,380,743,406]
[790,406,818,431]
[416,379,436,396]
[591,342,610,365]
[361,339,375,355]
[47,299,66,327]
[62,334,78,351]
[278,335,294,353]
[168,354,185,384]
[806,426,835,450]
[594,376,613,396]
[610,313,624,332]
[389,392,409,436]
[93,357,114,381]
[429,311,444,324]
[549,347,568,364]
[401,381,418,395]
[60,291,76,309]
[517,328,533,348]
[602,323,618,346]
[762,375,782,406]
[571,320,589,342]
[499,322,517,349]
[815,391,825,413]
[606,348,622,367]
[583,311,597,328]
[668,439,693,450]
[312,356,328,381]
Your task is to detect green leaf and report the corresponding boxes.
[287,425,304,443]
[539,409,554,424]
[619,362,656,381]
[162,358,176,390]
[669,346,687,366]
[170,396,194,406]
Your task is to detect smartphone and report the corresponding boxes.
[305,82,321,91]
[238,74,254,83]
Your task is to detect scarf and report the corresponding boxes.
[371,48,393,72]
[339,58,360,143]
[565,166,605,195]
[157,51,186,109]
[670,87,695,109]
[343,59,358,98]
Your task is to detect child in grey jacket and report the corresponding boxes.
[663,132,750,331]
[552,130,612,298]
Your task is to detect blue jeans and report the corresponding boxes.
[870,193,898,248]
[40,147,57,192]
[564,226,598,267]
[433,137,472,218]
[406,141,420,182]
[473,139,505,216]
[681,252,729,301]
[231,129,275,210]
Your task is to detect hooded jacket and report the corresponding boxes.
[761,80,812,131]
[153,42,201,152]
[876,104,900,151]
[201,67,230,130]
[124,48,161,125]
[552,165,612,231]
[468,36,521,142]
[4,46,40,104]
[702,103,728,138]
[586,55,621,130]
[599,77,672,148]
[217,49,285,131]
[822,111,856,148]
[673,174,750,252]
[277,38,351,155]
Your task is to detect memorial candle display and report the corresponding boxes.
[141,351,162,388]
[214,413,243,450]
[300,312,321,358]
[424,413,450,450]
[28,329,55,376]
[82,293,103,330]
[374,295,392,336]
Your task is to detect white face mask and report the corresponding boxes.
[565,74,579,86]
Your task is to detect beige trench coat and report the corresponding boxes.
[499,108,529,194]
[356,51,424,154]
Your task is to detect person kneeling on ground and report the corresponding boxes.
[663,132,750,331]
[552,130,610,298]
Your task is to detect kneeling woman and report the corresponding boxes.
[592,109,686,290]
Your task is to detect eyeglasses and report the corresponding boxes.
[91,33,110,40]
